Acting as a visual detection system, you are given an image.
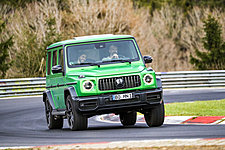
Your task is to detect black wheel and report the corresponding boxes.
[44,98,63,129]
[119,111,137,126]
[144,101,165,127]
[66,95,87,131]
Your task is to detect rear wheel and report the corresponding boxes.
[44,98,63,129]
[66,95,87,131]
[144,101,165,127]
[119,111,137,126]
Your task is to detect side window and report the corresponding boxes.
[47,51,51,75]
[52,50,57,67]
[59,49,64,70]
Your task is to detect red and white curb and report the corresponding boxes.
[0,146,33,149]
[2,138,225,150]
[96,114,225,125]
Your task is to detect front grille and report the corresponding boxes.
[98,75,141,91]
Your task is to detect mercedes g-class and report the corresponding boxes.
[43,34,164,130]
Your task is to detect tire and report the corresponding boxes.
[144,101,165,127]
[44,98,63,129]
[66,95,87,131]
[119,111,137,126]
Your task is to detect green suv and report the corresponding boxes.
[43,34,164,130]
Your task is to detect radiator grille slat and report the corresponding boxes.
[131,76,134,88]
[109,78,111,90]
[127,76,130,88]
[134,75,137,87]
[98,75,141,91]
[105,78,109,90]
[125,76,128,88]
[103,79,105,90]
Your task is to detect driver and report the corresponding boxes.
[102,45,119,61]
[108,45,119,59]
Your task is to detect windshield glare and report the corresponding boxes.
[66,40,140,67]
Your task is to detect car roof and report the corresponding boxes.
[47,34,134,50]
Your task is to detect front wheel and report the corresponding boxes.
[66,95,87,131]
[144,101,165,127]
[119,111,137,126]
[44,98,63,129]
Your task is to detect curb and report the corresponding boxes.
[182,116,225,124]
[96,114,225,125]
[44,138,225,149]
[2,138,225,150]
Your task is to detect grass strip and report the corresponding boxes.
[165,99,225,116]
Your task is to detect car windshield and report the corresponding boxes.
[66,40,140,68]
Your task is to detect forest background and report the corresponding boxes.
[0,0,225,78]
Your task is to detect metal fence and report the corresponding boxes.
[0,70,225,98]
[0,78,46,98]
[157,70,225,88]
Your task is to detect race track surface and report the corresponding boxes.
[164,88,225,103]
[0,88,225,147]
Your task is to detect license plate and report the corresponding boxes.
[112,93,133,100]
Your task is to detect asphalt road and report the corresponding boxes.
[0,88,225,147]
[163,88,225,103]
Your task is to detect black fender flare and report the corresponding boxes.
[64,86,78,104]
[43,90,56,109]
[156,78,163,103]
[156,78,162,89]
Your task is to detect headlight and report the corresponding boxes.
[143,74,153,85]
[83,80,94,91]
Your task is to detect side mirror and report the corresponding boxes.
[52,65,62,74]
[143,56,153,64]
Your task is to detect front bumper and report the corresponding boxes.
[72,88,163,116]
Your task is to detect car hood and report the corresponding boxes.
[67,63,145,77]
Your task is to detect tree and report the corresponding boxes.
[0,0,36,8]
[190,15,225,70]
[0,20,13,78]
[15,17,62,77]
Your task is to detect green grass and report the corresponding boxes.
[165,99,225,116]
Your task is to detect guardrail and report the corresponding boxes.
[0,70,224,98]
[0,78,46,98]
[157,70,225,88]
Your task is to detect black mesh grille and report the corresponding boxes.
[146,93,161,103]
[79,99,97,110]
[98,75,141,91]
[105,98,139,105]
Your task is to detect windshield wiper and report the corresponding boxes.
[102,59,132,64]
[80,62,100,67]
[71,62,100,67]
